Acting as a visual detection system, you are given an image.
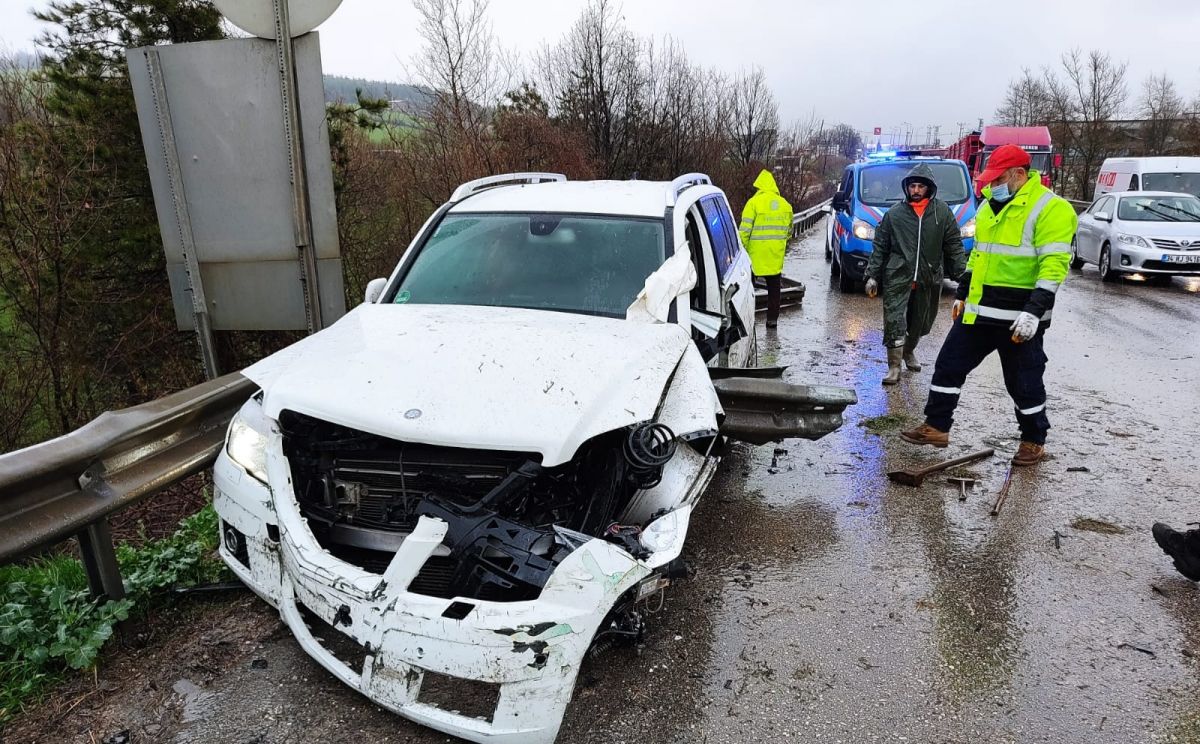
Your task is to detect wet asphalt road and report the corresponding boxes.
[28,219,1199,744]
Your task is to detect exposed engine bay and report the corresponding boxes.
[280,410,680,602]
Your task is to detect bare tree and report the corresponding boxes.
[407,0,512,187]
[539,0,645,177]
[1138,72,1183,154]
[995,68,1054,126]
[1045,49,1128,198]
[727,66,779,167]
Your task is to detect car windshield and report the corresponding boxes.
[1118,195,1200,222]
[392,213,665,318]
[857,162,971,206]
[1142,172,1200,197]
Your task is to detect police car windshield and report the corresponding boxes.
[1118,195,1200,222]
[1142,172,1200,198]
[392,213,665,318]
[858,162,971,206]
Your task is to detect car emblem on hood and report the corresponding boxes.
[1181,239,1192,247]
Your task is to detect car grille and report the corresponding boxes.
[1151,237,1200,251]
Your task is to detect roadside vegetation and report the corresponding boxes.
[0,503,228,724]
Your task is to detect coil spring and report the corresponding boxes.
[623,422,676,489]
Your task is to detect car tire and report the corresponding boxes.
[1070,238,1085,270]
[824,228,833,261]
[837,267,856,294]
[830,250,841,277]
[1099,244,1119,283]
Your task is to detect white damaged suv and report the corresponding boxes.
[213,173,854,743]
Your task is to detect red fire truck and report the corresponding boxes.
[946,126,1057,191]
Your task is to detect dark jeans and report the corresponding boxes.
[759,274,781,323]
[924,320,1050,444]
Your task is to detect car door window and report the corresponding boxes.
[699,196,739,282]
[684,206,720,313]
[1129,174,1139,191]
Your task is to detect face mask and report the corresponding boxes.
[990,181,1012,202]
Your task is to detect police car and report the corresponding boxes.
[826,153,977,293]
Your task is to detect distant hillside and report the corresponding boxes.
[323,75,429,110]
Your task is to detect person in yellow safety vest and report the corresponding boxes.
[739,169,794,328]
[900,144,1078,466]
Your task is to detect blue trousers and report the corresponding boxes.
[924,320,1050,444]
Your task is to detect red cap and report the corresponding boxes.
[976,144,1032,185]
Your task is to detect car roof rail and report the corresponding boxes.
[449,172,567,202]
[666,173,713,206]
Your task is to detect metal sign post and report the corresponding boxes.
[273,0,324,333]
[143,49,220,379]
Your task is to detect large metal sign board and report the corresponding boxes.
[128,35,345,331]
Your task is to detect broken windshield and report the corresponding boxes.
[393,213,666,318]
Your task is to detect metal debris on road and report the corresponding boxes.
[1117,642,1157,659]
[888,449,995,487]
[990,465,1014,516]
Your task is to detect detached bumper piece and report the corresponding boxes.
[712,377,857,444]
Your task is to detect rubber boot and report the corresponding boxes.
[903,336,922,371]
[882,347,903,385]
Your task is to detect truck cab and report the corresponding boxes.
[825,154,976,293]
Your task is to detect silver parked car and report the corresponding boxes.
[1073,191,1200,282]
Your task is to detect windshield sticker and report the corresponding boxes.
[396,290,411,304]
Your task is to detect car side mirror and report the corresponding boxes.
[831,196,847,212]
[1093,211,1111,223]
[364,277,387,304]
[626,245,697,323]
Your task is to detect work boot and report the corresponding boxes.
[1011,441,1045,466]
[1152,523,1200,581]
[899,423,949,448]
[903,337,922,371]
[882,347,903,385]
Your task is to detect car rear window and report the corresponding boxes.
[391,213,665,318]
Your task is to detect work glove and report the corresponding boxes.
[1009,311,1039,342]
[865,278,879,298]
[951,300,964,321]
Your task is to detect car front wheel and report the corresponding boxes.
[1070,238,1085,270]
[1099,244,1119,283]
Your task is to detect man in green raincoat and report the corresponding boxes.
[739,170,794,328]
[864,163,967,385]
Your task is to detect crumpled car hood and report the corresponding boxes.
[243,304,691,466]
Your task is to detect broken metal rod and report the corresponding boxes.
[887,449,995,487]
[990,465,1014,516]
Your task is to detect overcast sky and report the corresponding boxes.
[3,0,1200,147]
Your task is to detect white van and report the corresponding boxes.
[1094,157,1200,198]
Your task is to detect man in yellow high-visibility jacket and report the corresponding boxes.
[901,145,1077,466]
[739,169,793,328]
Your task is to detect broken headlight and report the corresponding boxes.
[227,402,271,483]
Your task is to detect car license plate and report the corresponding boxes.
[1163,254,1200,264]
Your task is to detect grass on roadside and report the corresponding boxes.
[0,501,230,725]
[857,411,915,434]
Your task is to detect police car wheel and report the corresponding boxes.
[837,268,856,293]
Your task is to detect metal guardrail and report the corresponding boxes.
[791,198,832,235]
[0,373,254,599]
[1066,199,1091,214]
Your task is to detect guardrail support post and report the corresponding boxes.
[78,520,126,601]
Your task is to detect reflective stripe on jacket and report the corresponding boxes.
[963,171,1077,327]
[739,169,794,276]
